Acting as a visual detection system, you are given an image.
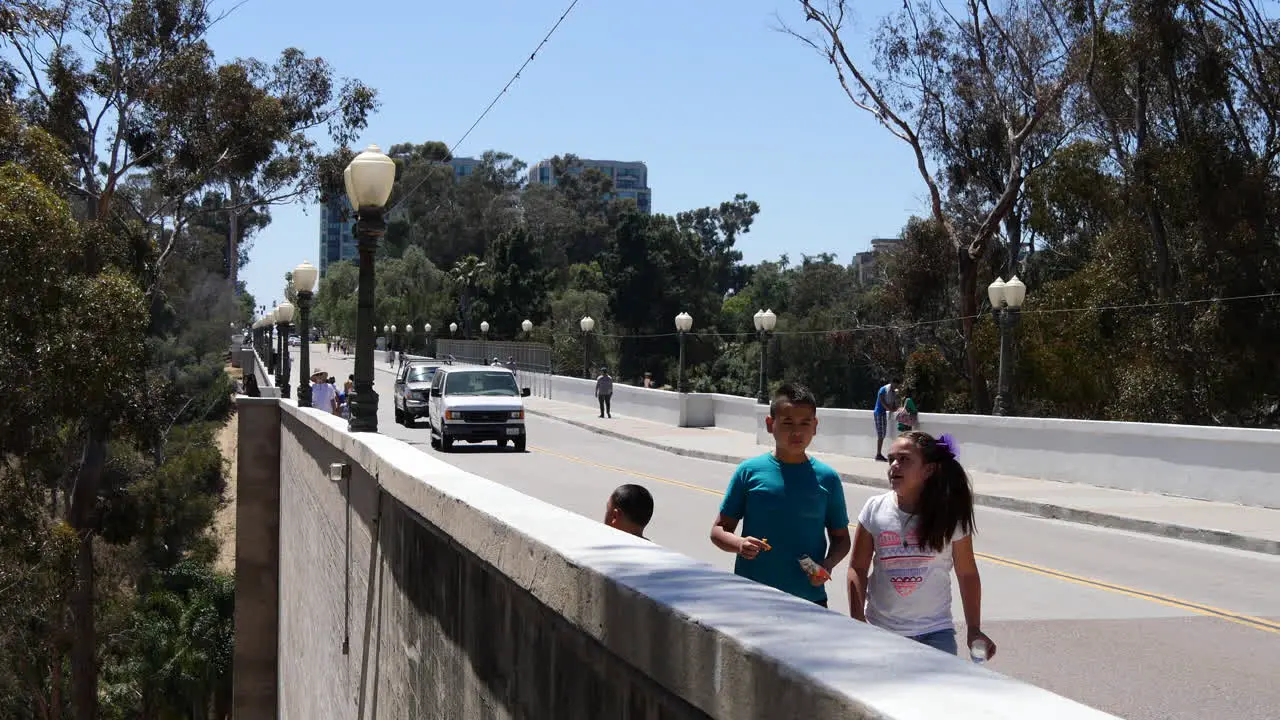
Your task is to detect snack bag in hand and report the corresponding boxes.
[797,555,830,582]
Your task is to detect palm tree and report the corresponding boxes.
[450,255,488,337]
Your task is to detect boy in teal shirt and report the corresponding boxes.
[710,382,851,606]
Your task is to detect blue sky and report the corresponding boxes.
[205,0,926,308]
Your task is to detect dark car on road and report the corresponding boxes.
[393,359,441,427]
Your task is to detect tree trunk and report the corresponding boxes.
[1003,212,1023,276]
[51,640,63,720]
[228,181,241,294]
[958,251,992,414]
[1134,58,1174,300]
[69,423,108,720]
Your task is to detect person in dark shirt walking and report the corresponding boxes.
[595,367,614,418]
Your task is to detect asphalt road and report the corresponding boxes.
[291,347,1280,720]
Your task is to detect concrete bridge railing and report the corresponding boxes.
[233,343,281,398]
[520,371,1280,509]
[231,391,1117,720]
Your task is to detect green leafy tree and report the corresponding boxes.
[2,2,377,715]
[449,255,489,337]
[487,225,552,337]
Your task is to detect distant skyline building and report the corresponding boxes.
[854,237,902,286]
[449,156,480,179]
[319,194,356,277]
[527,158,651,214]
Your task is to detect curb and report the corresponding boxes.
[526,407,1280,557]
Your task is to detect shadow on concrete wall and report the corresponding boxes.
[368,493,713,719]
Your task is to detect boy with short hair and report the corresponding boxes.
[604,484,654,538]
[710,382,851,607]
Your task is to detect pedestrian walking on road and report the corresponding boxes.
[872,378,901,462]
[595,368,614,418]
[710,382,851,607]
[847,431,996,662]
[604,484,654,539]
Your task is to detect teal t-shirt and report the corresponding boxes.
[719,453,850,603]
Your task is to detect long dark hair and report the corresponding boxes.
[901,430,975,552]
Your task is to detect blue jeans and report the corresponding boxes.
[911,628,958,655]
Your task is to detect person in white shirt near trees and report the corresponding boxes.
[847,431,997,662]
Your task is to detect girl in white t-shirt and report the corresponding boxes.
[847,431,996,660]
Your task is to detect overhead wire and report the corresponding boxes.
[368,0,1280,344]
[388,0,583,213]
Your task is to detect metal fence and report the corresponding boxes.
[430,339,555,397]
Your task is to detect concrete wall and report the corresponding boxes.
[546,374,694,427]
[761,408,1280,509]
[236,345,281,398]
[519,369,1280,509]
[237,397,1118,719]
[711,393,764,435]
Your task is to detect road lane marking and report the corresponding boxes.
[973,554,1280,634]
[530,444,1280,636]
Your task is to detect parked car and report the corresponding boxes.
[393,359,441,427]
[428,364,531,451]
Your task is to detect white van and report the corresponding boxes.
[428,364,531,452]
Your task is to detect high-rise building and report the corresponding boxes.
[319,194,357,276]
[449,156,480,179]
[854,237,902,286]
[527,158,651,214]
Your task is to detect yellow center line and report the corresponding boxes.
[530,444,1280,636]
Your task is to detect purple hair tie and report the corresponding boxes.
[936,433,959,459]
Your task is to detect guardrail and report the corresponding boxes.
[233,396,1120,719]
[500,368,1280,509]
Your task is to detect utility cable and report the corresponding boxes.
[389,0,583,213]
[524,290,1280,340]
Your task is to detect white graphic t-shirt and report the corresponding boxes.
[857,492,966,636]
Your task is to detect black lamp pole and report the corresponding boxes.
[349,207,385,432]
[275,318,291,399]
[756,329,770,404]
[297,291,313,407]
[677,329,686,393]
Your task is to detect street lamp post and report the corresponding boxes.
[390,324,398,364]
[579,316,595,378]
[345,145,396,433]
[275,301,295,399]
[675,312,693,393]
[424,323,432,356]
[753,308,777,403]
[480,320,490,363]
[264,309,277,376]
[293,261,318,407]
[988,276,1027,416]
[405,324,413,355]
[522,319,533,335]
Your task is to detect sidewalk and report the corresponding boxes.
[525,397,1280,556]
